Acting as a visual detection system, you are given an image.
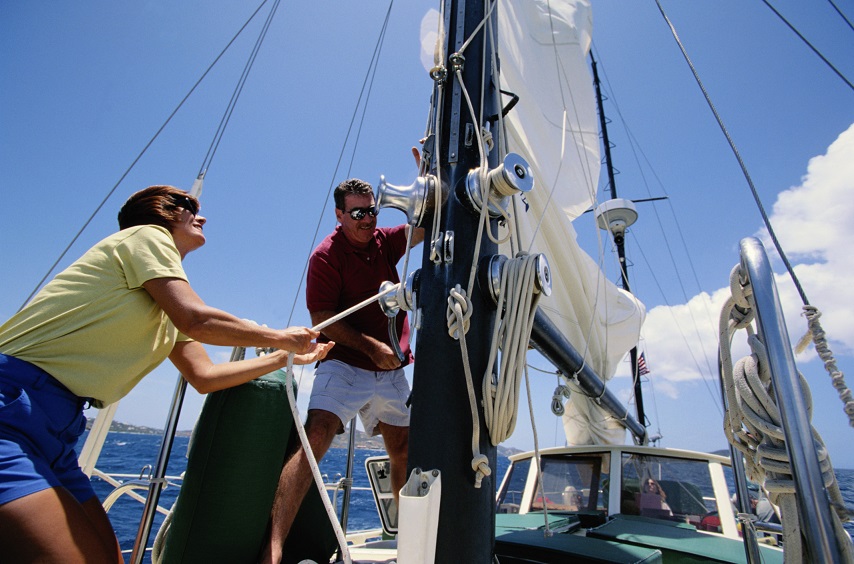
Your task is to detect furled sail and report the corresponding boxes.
[497,0,646,444]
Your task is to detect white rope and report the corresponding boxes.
[271,282,402,564]
[718,265,853,563]
[446,284,491,488]
[482,253,543,445]
[313,283,398,332]
[798,305,854,427]
[523,362,552,537]
[426,6,445,266]
[284,354,352,564]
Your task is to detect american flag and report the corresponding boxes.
[637,352,651,376]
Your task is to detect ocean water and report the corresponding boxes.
[81,432,854,561]
[79,431,511,561]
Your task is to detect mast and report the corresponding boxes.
[590,52,647,433]
[406,1,500,562]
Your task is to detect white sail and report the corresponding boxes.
[497,0,646,444]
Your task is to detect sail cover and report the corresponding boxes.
[496,0,646,444]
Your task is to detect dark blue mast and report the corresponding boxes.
[406,1,500,562]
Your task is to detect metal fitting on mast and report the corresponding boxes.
[463,152,534,217]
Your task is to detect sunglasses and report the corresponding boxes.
[173,195,199,216]
[345,206,379,221]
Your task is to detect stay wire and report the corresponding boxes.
[826,0,854,32]
[761,0,854,92]
[591,45,722,410]
[654,0,810,307]
[199,0,283,177]
[284,0,395,328]
[18,0,274,311]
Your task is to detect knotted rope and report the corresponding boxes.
[719,265,852,563]
[446,284,491,488]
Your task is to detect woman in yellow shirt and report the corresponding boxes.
[0,185,332,563]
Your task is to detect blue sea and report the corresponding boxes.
[81,432,854,562]
[78,431,511,561]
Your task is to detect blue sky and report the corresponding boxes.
[2,1,852,468]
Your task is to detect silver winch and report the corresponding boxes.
[482,253,551,308]
[464,152,534,218]
[376,175,437,227]
[377,271,419,364]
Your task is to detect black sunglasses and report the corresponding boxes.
[345,206,379,221]
[173,195,199,216]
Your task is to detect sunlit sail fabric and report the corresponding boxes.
[497,0,646,444]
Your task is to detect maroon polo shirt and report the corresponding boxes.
[306,224,413,371]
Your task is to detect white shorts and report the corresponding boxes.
[308,360,411,436]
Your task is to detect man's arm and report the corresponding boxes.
[311,310,402,370]
[409,226,425,248]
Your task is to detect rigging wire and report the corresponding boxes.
[18,0,274,311]
[653,0,812,308]
[826,0,854,32]
[283,0,395,329]
[198,0,282,178]
[590,44,723,413]
[631,238,725,418]
[761,0,854,92]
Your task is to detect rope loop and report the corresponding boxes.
[481,127,494,152]
[471,454,491,488]
[551,384,571,416]
[728,265,754,328]
[446,284,472,340]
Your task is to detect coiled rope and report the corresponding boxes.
[482,253,544,445]
[719,265,852,563]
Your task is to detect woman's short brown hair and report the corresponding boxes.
[118,185,200,230]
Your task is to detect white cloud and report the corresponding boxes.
[637,124,854,391]
[762,123,854,357]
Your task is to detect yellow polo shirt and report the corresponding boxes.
[0,225,190,407]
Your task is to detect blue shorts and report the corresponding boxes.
[308,360,410,436]
[0,353,95,506]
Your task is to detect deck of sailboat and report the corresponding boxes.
[344,444,786,564]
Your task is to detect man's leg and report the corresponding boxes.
[259,409,341,564]
[376,422,409,506]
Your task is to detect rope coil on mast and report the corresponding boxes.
[482,253,544,445]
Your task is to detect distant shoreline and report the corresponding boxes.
[86,418,524,457]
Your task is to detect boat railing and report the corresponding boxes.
[734,237,847,563]
[100,466,374,523]
[98,468,183,516]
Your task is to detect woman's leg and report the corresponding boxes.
[0,487,121,563]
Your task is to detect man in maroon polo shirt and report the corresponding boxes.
[262,178,424,563]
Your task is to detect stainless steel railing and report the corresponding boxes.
[738,237,846,563]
